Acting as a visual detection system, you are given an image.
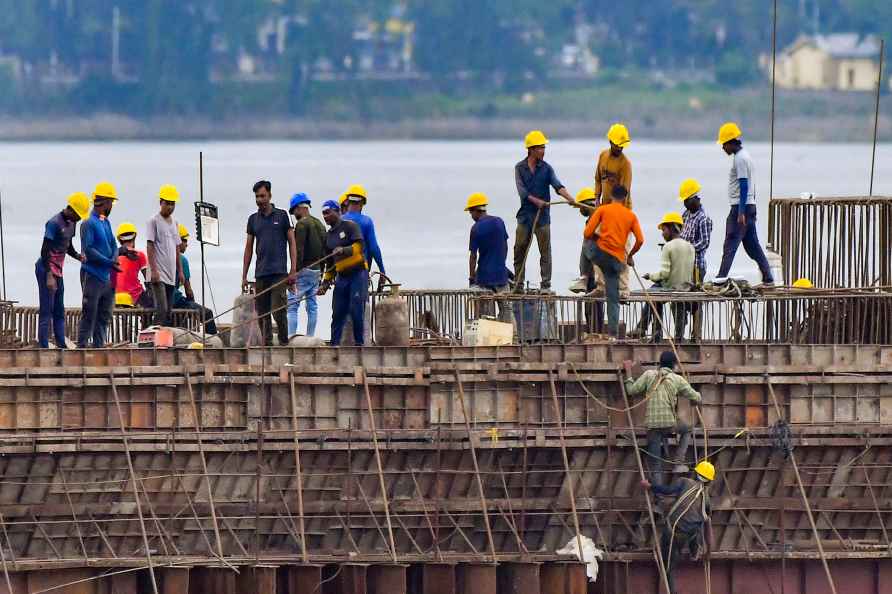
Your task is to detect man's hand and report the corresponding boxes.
[376,275,386,292]
[642,273,651,280]
[186,290,195,302]
[241,277,250,293]
[528,195,549,209]
[317,281,331,296]
[112,261,123,273]
[468,277,476,288]
[626,254,635,267]
[46,274,57,292]
[331,246,345,258]
[287,271,298,284]
[79,254,86,263]
[737,212,746,226]
[623,359,634,376]
[178,272,186,288]
[640,479,652,490]
[150,269,160,283]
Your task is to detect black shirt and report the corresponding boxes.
[246,206,291,278]
[325,219,364,275]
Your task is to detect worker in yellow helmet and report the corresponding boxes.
[596,124,633,207]
[77,182,121,348]
[633,213,695,341]
[677,178,713,284]
[35,192,88,348]
[146,184,185,327]
[113,222,150,309]
[171,224,217,335]
[465,193,514,326]
[641,458,715,594]
[568,187,600,294]
[715,122,774,287]
[514,130,576,291]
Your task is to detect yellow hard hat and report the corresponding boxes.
[524,130,548,149]
[345,184,367,204]
[116,222,137,239]
[464,192,489,211]
[606,123,631,147]
[66,192,90,220]
[187,342,204,349]
[575,187,597,204]
[93,181,118,202]
[338,192,348,206]
[178,224,189,239]
[717,121,742,145]
[678,178,702,201]
[159,184,180,203]
[695,460,716,482]
[792,278,813,289]
[658,212,684,230]
[115,292,134,307]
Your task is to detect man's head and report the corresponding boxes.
[464,192,489,222]
[717,122,743,155]
[92,182,118,216]
[722,138,742,156]
[321,200,341,227]
[253,180,272,210]
[159,184,179,217]
[347,196,363,213]
[694,460,716,483]
[116,222,137,247]
[65,192,89,222]
[609,142,623,156]
[178,224,189,253]
[160,199,176,217]
[611,184,628,205]
[289,193,311,220]
[606,123,630,156]
[94,197,113,216]
[524,130,548,162]
[659,350,678,370]
[683,195,701,212]
[344,184,367,212]
[658,213,684,242]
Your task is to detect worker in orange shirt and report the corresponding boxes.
[582,184,644,336]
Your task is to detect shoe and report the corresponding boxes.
[585,287,604,297]
[568,277,588,293]
[757,280,776,289]
[672,464,689,474]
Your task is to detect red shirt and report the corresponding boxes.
[115,250,148,303]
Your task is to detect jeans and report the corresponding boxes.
[35,261,66,348]
[287,268,321,337]
[77,270,114,348]
[331,269,369,346]
[255,274,288,346]
[513,222,551,289]
[717,204,773,282]
[150,282,175,326]
[586,243,625,335]
[646,424,692,488]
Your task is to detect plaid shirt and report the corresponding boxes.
[680,207,713,276]
[625,368,701,429]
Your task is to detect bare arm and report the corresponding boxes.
[469,252,477,286]
[241,234,254,291]
[146,241,159,283]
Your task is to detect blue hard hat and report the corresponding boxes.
[322,199,340,211]
[289,193,311,212]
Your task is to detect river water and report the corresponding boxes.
[2,140,889,335]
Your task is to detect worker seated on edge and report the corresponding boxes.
[465,192,514,326]
[623,352,702,487]
[114,222,151,309]
[173,225,217,335]
[641,460,715,594]
[632,212,694,342]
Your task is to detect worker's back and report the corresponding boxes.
[661,476,709,532]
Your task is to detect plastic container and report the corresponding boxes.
[462,318,514,347]
[513,298,559,342]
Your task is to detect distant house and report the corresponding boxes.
[771,33,881,91]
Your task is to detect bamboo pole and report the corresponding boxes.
[288,372,310,564]
[547,371,585,562]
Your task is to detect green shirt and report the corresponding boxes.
[648,237,695,289]
[294,215,326,271]
[625,367,701,429]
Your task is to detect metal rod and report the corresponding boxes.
[287,372,309,563]
[870,39,885,196]
[769,0,778,201]
[199,151,207,342]
[547,371,584,562]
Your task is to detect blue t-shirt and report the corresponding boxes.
[343,211,385,274]
[469,215,509,287]
[514,158,564,227]
[80,212,117,283]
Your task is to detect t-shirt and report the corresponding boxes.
[583,202,644,263]
[728,148,756,206]
[514,158,564,227]
[594,150,633,207]
[343,211,385,273]
[115,250,148,303]
[42,211,77,277]
[146,213,180,286]
[325,219,365,276]
[247,206,292,278]
[80,212,117,283]
[294,215,327,270]
[648,237,695,289]
[469,215,509,287]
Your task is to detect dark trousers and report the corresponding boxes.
[660,522,701,594]
[35,261,65,348]
[514,222,552,288]
[638,286,687,341]
[77,271,114,348]
[150,282,175,326]
[646,424,692,487]
[717,205,773,282]
[331,269,369,346]
[255,274,288,346]
[172,293,218,334]
[586,243,624,335]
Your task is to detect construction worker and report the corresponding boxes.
[77,182,120,348]
[595,123,633,207]
[172,225,217,335]
[35,192,88,348]
[582,185,643,336]
[678,179,713,284]
[623,351,702,487]
[113,222,150,308]
[242,180,299,346]
[642,460,715,594]
[317,199,367,346]
[635,213,695,341]
[465,192,513,325]
[569,187,600,294]
[287,193,326,337]
[146,184,185,327]
[342,184,387,292]
[513,130,575,291]
[715,122,774,286]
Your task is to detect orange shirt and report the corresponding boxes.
[584,202,644,263]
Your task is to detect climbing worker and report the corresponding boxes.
[582,185,644,336]
[594,123,633,207]
[242,180,299,346]
[623,351,702,487]
[342,184,387,292]
[634,212,695,341]
[146,184,184,327]
[172,224,217,335]
[287,192,326,338]
[35,192,88,348]
[715,122,774,287]
[513,130,576,291]
[465,192,513,325]
[318,199,367,346]
[678,178,713,285]
[114,222,150,308]
[642,460,715,594]
[77,182,121,348]
[569,187,600,294]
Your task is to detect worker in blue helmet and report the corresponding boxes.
[287,193,326,338]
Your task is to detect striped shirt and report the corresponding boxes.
[680,207,713,277]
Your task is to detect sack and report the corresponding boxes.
[230,293,263,348]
